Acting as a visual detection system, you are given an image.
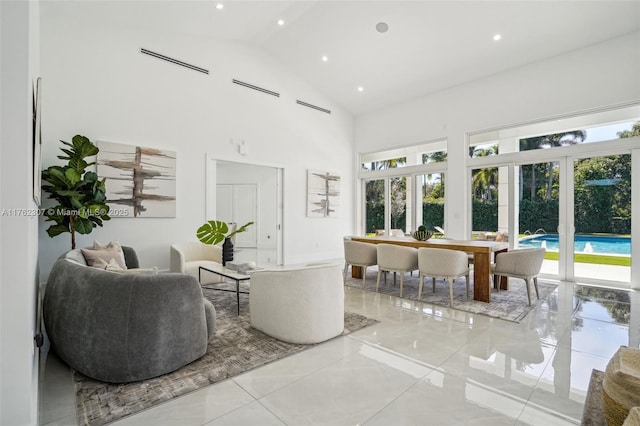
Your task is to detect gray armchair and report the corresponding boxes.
[43,247,216,383]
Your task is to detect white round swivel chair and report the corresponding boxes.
[250,264,344,344]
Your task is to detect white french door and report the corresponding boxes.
[516,149,635,288]
[470,139,640,289]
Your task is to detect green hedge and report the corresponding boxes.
[519,199,559,234]
[368,198,630,234]
[472,200,498,232]
[366,202,444,233]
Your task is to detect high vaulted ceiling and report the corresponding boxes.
[44,0,640,115]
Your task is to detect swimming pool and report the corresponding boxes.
[518,234,631,255]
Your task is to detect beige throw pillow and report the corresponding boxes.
[81,248,127,269]
[93,240,123,251]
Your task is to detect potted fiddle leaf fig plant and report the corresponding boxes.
[196,220,254,265]
[41,135,110,249]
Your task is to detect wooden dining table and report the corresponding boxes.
[350,236,509,303]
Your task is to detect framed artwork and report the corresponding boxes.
[97,141,176,217]
[307,169,340,217]
[32,77,42,206]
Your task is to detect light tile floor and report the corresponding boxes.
[40,277,639,426]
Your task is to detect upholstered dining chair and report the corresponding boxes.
[343,240,378,288]
[376,244,418,297]
[417,248,470,306]
[491,247,546,306]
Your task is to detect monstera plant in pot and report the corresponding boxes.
[41,135,110,249]
[196,220,254,266]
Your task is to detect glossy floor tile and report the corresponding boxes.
[39,278,639,425]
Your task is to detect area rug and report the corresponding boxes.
[345,266,557,323]
[582,369,605,426]
[74,286,378,426]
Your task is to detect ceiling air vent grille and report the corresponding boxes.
[296,100,331,114]
[140,48,209,74]
[232,79,280,97]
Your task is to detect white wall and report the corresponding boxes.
[355,31,640,239]
[0,1,40,424]
[38,3,354,277]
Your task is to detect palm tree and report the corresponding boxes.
[364,157,407,171]
[471,145,498,201]
[422,151,447,163]
[617,122,640,138]
[472,167,498,201]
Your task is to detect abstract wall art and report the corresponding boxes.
[97,141,176,217]
[307,169,340,218]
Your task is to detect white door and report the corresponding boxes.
[216,185,234,223]
[217,184,257,248]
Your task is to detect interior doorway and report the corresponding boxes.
[206,158,283,267]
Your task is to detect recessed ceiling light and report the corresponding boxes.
[216,3,224,10]
[321,55,328,62]
[357,86,364,92]
[277,19,285,26]
[493,34,502,41]
[376,22,389,33]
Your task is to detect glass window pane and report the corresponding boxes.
[471,166,499,237]
[390,177,407,234]
[520,130,586,151]
[469,143,499,159]
[469,104,640,158]
[365,179,384,236]
[421,151,447,164]
[573,154,631,282]
[516,161,560,276]
[362,157,406,171]
[417,172,445,233]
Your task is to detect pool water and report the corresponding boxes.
[518,234,630,255]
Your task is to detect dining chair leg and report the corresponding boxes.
[525,278,532,306]
[376,270,382,292]
[343,262,348,283]
[399,274,405,298]
[432,277,436,293]
[533,276,540,299]
[465,274,470,299]
[418,273,424,300]
[361,266,367,288]
[393,272,397,286]
[447,277,454,306]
